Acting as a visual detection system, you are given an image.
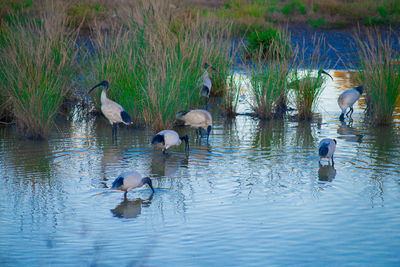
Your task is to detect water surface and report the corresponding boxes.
[1,71,399,266]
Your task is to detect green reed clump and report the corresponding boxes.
[290,37,330,120]
[89,25,148,126]
[353,29,400,125]
[245,27,292,60]
[223,73,242,116]
[0,11,77,139]
[88,0,234,131]
[198,19,234,97]
[248,43,290,119]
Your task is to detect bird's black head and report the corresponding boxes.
[355,86,364,95]
[142,177,154,193]
[319,69,333,80]
[88,80,109,93]
[203,62,210,69]
[333,139,337,144]
[180,134,189,150]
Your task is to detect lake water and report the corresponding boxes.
[1,71,399,266]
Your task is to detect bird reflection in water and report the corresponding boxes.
[318,163,336,182]
[110,193,153,219]
[337,121,363,143]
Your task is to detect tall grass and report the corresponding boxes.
[248,42,290,119]
[88,0,234,132]
[289,37,329,120]
[353,28,400,125]
[0,9,78,139]
[223,73,242,116]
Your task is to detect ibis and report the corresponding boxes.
[176,109,212,142]
[289,69,333,89]
[338,86,364,121]
[88,80,132,135]
[200,63,213,98]
[318,138,337,166]
[151,130,189,154]
[111,170,154,198]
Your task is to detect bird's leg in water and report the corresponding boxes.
[346,107,353,118]
[124,191,128,199]
[331,156,335,167]
[112,124,117,137]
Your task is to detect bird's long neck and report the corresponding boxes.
[100,88,108,105]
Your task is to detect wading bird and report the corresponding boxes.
[200,63,213,98]
[176,109,212,142]
[151,130,189,154]
[88,80,132,135]
[288,69,333,89]
[111,170,154,198]
[338,86,364,121]
[318,138,337,166]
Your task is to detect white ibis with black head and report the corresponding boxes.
[88,80,132,135]
[111,170,154,198]
[200,62,218,99]
[338,86,364,121]
[318,138,337,166]
[151,130,189,154]
[176,109,212,142]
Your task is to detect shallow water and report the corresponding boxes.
[1,70,399,266]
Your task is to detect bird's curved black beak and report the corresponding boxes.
[321,70,333,80]
[88,80,109,94]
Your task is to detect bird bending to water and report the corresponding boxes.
[318,138,337,166]
[111,170,154,198]
[88,80,132,135]
[151,130,189,154]
[338,86,364,121]
[176,109,212,142]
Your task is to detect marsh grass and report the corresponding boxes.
[88,0,234,132]
[248,42,290,120]
[223,74,242,116]
[245,27,292,60]
[289,37,329,120]
[353,28,400,125]
[0,9,78,139]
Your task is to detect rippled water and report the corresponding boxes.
[1,71,399,266]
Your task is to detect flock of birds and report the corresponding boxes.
[88,66,364,198]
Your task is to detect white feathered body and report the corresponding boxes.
[154,130,181,150]
[178,110,212,130]
[101,90,128,125]
[338,88,361,113]
[112,171,144,191]
[201,70,212,90]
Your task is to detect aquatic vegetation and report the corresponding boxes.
[245,27,292,60]
[223,74,242,116]
[248,46,290,119]
[289,37,330,120]
[353,29,400,125]
[88,0,233,132]
[0,10,78,139]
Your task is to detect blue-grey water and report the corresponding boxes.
[0,71,399,266]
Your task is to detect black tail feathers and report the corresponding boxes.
[120,111,131,124]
